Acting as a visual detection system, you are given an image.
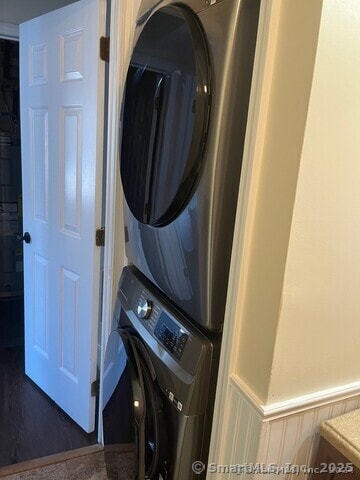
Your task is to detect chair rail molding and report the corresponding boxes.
[230,374,360,423]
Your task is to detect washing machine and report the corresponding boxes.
[102,266,218,479]
[120,0,260,332]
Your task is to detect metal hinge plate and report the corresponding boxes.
[99,36,110,62]
[91,380,99,397]
[96,227,105,247]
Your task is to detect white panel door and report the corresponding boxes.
[20,0,106,433]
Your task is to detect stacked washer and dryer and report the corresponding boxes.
[102,0,260,478]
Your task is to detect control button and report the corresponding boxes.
[177,401,183,411]
[169,392,174,402]
[137,299,153,319]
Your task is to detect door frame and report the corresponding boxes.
[98,0,141,442]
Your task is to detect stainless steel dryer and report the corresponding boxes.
[120,0,260,332]
[102,266,217,479]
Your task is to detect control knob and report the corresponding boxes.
[137,299,153,319]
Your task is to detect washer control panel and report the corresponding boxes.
[154,312,188,360]
[118,266,215,417]
[119,266,207,373]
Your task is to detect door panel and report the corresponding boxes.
[33,254,49,359]
[20,0,106,432]
[31,108,49,222]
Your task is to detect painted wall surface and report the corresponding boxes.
[268,0,360,403]
[235,0,323,403]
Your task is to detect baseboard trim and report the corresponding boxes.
[230,374,360,422]
[0,444,103,478]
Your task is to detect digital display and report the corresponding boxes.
[163,326,176,345]
[154,312,188,360]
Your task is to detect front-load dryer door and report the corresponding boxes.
[120,5,211,227]
[102,326,168,480]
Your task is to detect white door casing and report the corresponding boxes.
[98,0,142,442]
[20,0,106,433]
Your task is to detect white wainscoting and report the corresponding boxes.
[220,382,263,469]
[258,397,360,480]
[220,375,360,480]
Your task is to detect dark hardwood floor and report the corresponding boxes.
[0,298,97,468]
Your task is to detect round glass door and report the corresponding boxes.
[120,5,211,226]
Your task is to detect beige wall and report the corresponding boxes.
[235,0,323,403]
[237,0,360,406]
[268,0,360,403]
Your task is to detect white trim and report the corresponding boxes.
[230,373,360,422]
[98,0,124,443]
[207,0,282,470]
[0,22,19,40]
[217,382,263,466]
[98,0,138,443]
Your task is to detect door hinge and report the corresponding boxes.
[91,380,100,397]
[96,227,105,247]
[100,36,110,62]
